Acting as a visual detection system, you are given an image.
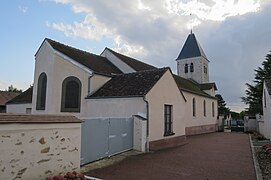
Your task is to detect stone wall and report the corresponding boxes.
[0,114,81,179]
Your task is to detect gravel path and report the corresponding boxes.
[87,132,256,180]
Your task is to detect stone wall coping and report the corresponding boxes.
[0,114,81,123]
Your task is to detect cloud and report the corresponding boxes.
[19,6,28,13]
[47,0,271,112]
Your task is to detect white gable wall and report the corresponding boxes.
[262,82,271,139]
[146,70,186,142]
[101,49,135,73]
[32,41,111,117]
[6,103,32,114]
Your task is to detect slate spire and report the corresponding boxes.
[176,33,207,60]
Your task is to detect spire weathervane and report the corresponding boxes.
[190,13,193,34]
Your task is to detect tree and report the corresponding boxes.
[215,94,230,117]
[7,85,22,93]
[241,51,271,115]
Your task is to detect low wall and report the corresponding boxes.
[133,115,147,152]
[149,135,187,151]
[0,114,81,179]
[185,124,217,136]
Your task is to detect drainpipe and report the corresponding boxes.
[88,73,94,96]
[143,96,150,152]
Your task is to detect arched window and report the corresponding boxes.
[61,76,81,112]
[212,102,215,117]
[36,72,47,110]
[192,98,196,117]
[203,100,206,117]
[190,63,194,72]
[185,64,188,73]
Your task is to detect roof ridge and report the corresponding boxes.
[45,38,103,59]
[115,67,169,76]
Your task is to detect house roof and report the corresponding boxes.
[265,79,271,95]
[6,87,33,104]
[177,33,208,60]
[0,114,81,123]
[0,91,20,106]
[173,75,216,99]
[105,48,156,71]
[45,38,122,75]
[199,83,218,91]
[89,68,169,98]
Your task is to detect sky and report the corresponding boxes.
[1,0,271,113]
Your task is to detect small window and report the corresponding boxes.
[61,76,81,112]
[192,98,196,117]
[185,64,188,73]
[203,100,206,117]
[164,105,174,136]
[36,73,47,110]
[212,102,215,117]
[190,63,194,72]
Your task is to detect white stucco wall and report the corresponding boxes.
[146,70,186,142]
[0,123,81,179]
[85,97,146,118]
[182,91,218,128]
[133,116,147,152]
[262,82,271,139]
[177,57,209,84]
[101,48,135,73]
[32,41,111,118]
[6,103,32,114]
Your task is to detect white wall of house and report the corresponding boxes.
[182,91,218,134]
[101,48,135,73]
[262,82,271,139]
[32,41,111,118]
[146,70,186,142]
[177,57,209,84]
[0,123,81,179]
[85,97,146,118]
[6,103,32,114]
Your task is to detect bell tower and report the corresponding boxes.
[176,32,209,84]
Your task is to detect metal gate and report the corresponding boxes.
[81,118,133,165]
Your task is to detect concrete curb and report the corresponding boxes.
[249,134,263,180]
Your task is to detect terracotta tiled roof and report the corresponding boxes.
[6,87,33,104]
[89,68,169,98]
[0,114,81,123]
[45,38,122,75]
[0,91,20,106]
[265,79,271,95]
[173,75,216,99]
[106,48,156,71]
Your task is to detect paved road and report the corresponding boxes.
[87,132,256,180]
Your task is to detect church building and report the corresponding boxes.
[7,32,218,164]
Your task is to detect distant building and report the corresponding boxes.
[6,87,33,114]
[0,91,20,113]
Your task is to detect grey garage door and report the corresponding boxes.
[81,118,133,165]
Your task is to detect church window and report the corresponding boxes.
[190,63,194,72]
[212,102,215,117]
[164,104,174,136]
[192,98,196,117]
[203,100,206,117]
[61,76,81,112]
[185,64,188,73]
[36,72,47,110]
